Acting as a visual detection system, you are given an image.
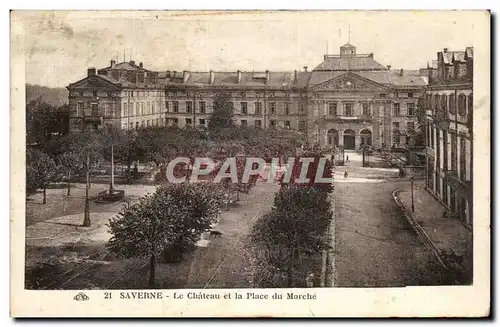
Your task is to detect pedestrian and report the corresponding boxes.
[346,155,349,163]
[344,171,348,178]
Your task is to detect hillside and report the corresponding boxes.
[26,84,68,107]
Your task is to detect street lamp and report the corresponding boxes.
[410,176,415,212]
[83,151,91,227]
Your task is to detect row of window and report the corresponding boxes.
[392,103,416,116]
[429,125,469,182]
[425,93,472,117]
[122,101,164,117]
[126,90,163,97]
[165,101,307,116]
[392,122,415,131]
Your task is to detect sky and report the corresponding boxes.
[17,10,487,88]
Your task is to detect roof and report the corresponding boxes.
[441,51,466,64]
[98,61,152,72]
[307,70,426,88]
[313,56,387,71]
[340,43,356,49]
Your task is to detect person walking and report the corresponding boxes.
[344,171,348,178]
[346,155,350,163]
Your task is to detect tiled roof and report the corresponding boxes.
[313,56,387,71]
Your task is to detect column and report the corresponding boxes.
[355,131,361,150]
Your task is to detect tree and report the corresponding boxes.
[107,183,225,288]
[26,99,68,147]
[208,92,234,132]
[249,185,332,287]
[26,148,58,203]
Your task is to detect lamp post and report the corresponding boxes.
[83,151,91,227]
[410,176,415,212]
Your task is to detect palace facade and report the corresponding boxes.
[423,47,473,228]
[67,44,427,150]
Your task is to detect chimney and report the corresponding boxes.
[237,70,242,84]
[303,66,308,72]
[265,70,270,84]
[294,70,298,83]
[129,60,135,66]
[110,60,116,68]
[139,62,143,68]
[87,67,96,77]
[368,53,374,58]
[183,70,190,84]
[387,65,391,70]
[209,70,215,84]
[399,68,404,76]
[443,48,448,53]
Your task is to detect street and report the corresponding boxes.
[334,151,446,286]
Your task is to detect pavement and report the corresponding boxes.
[333,151,447,286]
[396,181,473,283]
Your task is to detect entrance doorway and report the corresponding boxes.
[360,129,372,147]
[343,129,355,150]
[327,129,339,147]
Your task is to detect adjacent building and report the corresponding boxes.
[423,47,473,228]
[67,44,428,150]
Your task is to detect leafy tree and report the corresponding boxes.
[26,148,58,203]
[249,185,332,287]
[107,183,225,288]
[208,92,234,132]
[26,99,68,147]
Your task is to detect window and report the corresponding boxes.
[241,102,248,115]
[199,101,206,114]
[93,91,97,97]
[199,119,206,125]
[393,103,400,116]
[460,137,466,181]
[105,103,111,117]
[393,122,400,130]
[284,103,290,115]
[141,102,144,115]
[173,101,179,113]
[299,121,307,131]
[269,102,276,115]
[284,120,291,129]
[434,95,439,111]
[407,122,415,131]
[152,102,155,113]
[136,103,140,116]
[124,103,128,116]
[147,120,150,127]
[407,103,415,116]
[344,103,353,116]
[186,101,193,114]
[458,94,467,116]
[443,132,448,170]
[135,122,139,129]
[328,102,337,116]
[467,94,473,113]
[299,103,306,115]
[408,92,413,98]
[380,93,386,98]
[147,102,151,114]
[228,102,234,111]
[362,103,370,116]
[449,94,456,114]
[255,102,262,115]
[270,120,276,128]
[91,103,98,115]
[186,118,192,125]
[172,118,178,124]
[441,94,447,112]
[77,102,84,115]
[165,101,169,112]
[255,120,262,127]
[241,119,247,126]
[451,133,457,171]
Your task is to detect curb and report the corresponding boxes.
[391,189,448,270]
[321,189,336,287]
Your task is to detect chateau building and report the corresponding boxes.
[423,47,473,228]
[67,44,427,150]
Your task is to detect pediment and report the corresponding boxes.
[311,72,387,92]
[68,75,121,91]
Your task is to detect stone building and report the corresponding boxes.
[423,47,473,228]
[67,44,427,150]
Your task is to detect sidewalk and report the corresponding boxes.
[394,180,473,284]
